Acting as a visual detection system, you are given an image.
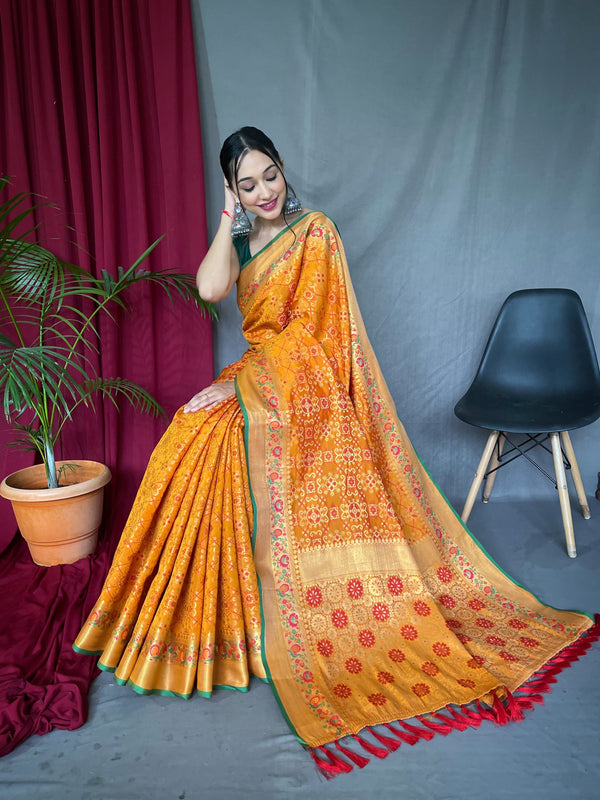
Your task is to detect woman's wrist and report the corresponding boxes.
[219,210,233,230]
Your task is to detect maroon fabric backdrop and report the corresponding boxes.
[0,0,212,755]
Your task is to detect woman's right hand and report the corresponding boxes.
[183,381,236,413]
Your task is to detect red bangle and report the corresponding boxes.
[222,209,232,219]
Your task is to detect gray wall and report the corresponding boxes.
[191,0,600,505]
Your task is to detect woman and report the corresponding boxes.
[75,127,596,774]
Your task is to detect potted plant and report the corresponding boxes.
[0,177,214,565]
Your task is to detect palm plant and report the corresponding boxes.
[0,177,215,489]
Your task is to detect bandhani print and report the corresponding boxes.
[75,211,597,777]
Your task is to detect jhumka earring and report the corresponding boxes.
[231,201,252,238]
[283,186,302,215]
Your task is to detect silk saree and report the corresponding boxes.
[75,211,596,774]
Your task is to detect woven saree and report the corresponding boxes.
[75,211,597,775]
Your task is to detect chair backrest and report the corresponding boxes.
[474,288,600,399]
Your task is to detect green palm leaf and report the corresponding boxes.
[1,179,217,487]
[81,377,166,417]
[0,340,86,419]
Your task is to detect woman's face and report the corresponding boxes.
[234,149,286,220]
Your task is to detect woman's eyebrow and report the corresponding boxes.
[238,164,277,183]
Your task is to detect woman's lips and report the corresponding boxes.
[259,198,278,211]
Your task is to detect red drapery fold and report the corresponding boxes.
[0,0,212,756]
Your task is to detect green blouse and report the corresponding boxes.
[233,235,251,268]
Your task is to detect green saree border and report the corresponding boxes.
[411,440,594,623]
[75,645,257,699]
[72,643,102,656]
[240,211,311,270]
[235,378,309,747]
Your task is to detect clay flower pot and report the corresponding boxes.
[0,460,111,566]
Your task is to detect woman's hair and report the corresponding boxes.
[219,126,283,191]
[220,127,300,239]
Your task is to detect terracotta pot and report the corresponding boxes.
[0,460,111,566]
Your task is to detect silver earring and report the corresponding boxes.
[231,201,252,238]
[283,186,302,215]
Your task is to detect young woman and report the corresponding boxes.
[75,127,596,774]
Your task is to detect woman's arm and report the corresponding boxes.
[195,184,241,303]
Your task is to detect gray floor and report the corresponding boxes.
[1,498,599,800]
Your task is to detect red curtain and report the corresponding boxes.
[0,0,212,755]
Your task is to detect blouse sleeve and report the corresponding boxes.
[233,234,251,268]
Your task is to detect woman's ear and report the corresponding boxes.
[225,179,240,203]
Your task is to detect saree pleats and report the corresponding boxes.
[74,396,264,696]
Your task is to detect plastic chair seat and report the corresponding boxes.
[455,389,600,433]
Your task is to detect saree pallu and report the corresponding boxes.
[75,211,596,772]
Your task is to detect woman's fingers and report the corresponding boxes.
[224,182,237,214]
[183,382,236,413]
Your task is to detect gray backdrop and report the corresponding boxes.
[190,0,600,507]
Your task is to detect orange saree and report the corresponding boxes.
[75,211,597,774]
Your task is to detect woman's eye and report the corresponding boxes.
[266,176,276,182]
[242,186,255,193]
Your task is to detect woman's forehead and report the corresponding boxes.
[237,149,279,178]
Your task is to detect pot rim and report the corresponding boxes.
[0,460,112,503]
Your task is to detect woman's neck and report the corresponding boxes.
[252,215,287,240]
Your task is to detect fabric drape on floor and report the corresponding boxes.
[0,0,211,756]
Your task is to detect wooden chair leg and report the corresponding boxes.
[550,432,577,558]
[482,433,505,503]
[461,431,500,523]
[560,431,591,519]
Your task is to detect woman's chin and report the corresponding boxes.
[255,200,283,219]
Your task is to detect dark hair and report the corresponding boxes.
[219,126,283,190]
[219,127,299,234]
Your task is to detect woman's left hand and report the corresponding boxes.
[183,381,236,413]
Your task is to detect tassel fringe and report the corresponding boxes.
[334,739,370,768]
[310,614,600,779]
[353,733,389,759]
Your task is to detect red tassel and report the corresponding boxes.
[447,705,481,729]
[398,718,435,741]
[510,615,600,716]
[523,691,545,705]
[475,699,498,722]
[334,740,370,769]
[503,688,525,722]
[311,748,343,779]
[514,695,535,711]
[517,615,600,697]
[455,702,485,724]
[353,734,390,759]
[318,745,353,774]
[432,709,470,732]
[370,727,402,752]
[491,692,509,725]
[416,714,453,735]
[521,677,555,694]
[384,722,420,746]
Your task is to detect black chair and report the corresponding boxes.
[454,288,600,558]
